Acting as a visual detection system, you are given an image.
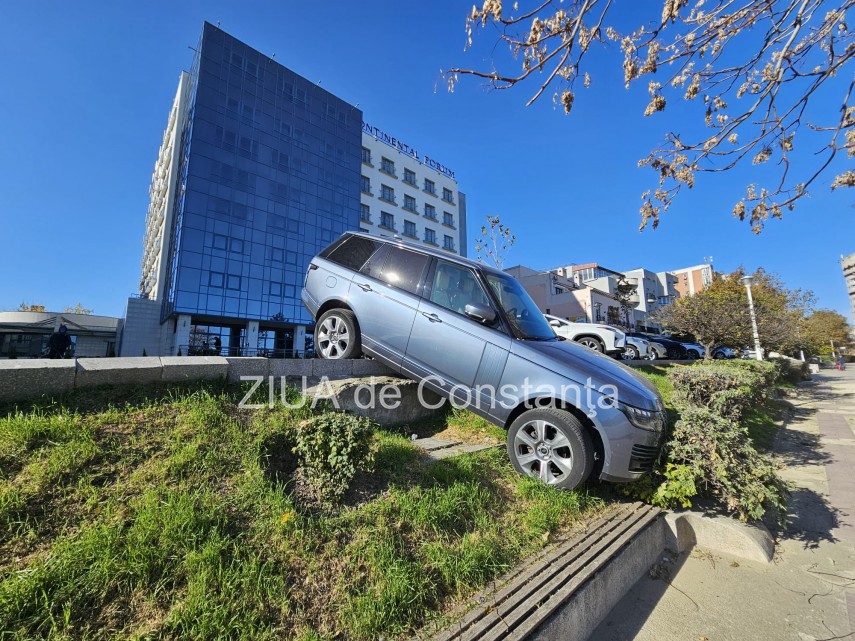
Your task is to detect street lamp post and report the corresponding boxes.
[740,275,764,361]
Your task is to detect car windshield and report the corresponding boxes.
[484,272,556,340]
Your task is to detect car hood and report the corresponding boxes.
[512,339,662,410]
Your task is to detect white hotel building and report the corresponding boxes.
[359,122,467,256]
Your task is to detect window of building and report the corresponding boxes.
[380,184,395,204]
[442,187,455,203]
[209,271,224,288]
[424,228,437,245]
[403,220,417,237]
[424,178,436,195]
[424,203,437,220]
[212,234,228,250]
[380,157,396,176]
[227,275,242,291]
[378,247,430,296]
[360,204,371,223]
[403,194,417,212]
[403,168,417,185]
[361,147,371,164]
[380,211,395,230]
[443,212,455,227]
[443,235,455,251]
[361,175,371,195]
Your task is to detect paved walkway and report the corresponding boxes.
[589,370,855,641]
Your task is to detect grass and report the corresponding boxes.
[0,381,607,641]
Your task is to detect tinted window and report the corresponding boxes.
[378,247,429,295]
[325,236,381,271]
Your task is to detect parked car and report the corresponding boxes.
[679,341,706,360]
[543,314,626,358]
[644,340,668,360]
[628,332,687,360]
[622,334,652,361]
[712,346,738,359]
[302,233,667,490]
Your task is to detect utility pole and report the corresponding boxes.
[741,275,764,361]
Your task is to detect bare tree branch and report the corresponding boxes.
[446,0,855,232]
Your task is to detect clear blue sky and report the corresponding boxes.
[1,1,852,318]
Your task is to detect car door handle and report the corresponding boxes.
[422,312,442,323]
[357,283,372,292]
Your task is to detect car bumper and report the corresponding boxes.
[593,405,667,482]
[301,288,319,318]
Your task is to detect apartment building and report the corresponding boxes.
[671,263,714,298]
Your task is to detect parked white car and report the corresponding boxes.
[623,335,652,361]
[545,315,626,357]
[680,342,706,360]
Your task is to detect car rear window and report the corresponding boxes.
[377,247,429,295]
[323,236,381,271]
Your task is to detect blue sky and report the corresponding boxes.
[1,1,852,319]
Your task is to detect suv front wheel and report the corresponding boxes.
[316,309,362,359]
[507,408,594,490]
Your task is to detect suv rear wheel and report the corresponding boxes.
[622,345,640,360]
[507,408,594,490]
[316,309,361,359]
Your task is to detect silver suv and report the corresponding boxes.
[302,233,666,490]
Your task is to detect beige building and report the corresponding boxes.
[671,263,714,298]
[505,266,628,325]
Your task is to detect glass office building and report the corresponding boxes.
[121,23,362,357]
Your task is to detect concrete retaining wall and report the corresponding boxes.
[0,357,395,403]
[0,355,691,404]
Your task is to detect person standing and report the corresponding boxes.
[47,325,72,359]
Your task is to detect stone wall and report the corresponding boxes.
[0,357,395,403]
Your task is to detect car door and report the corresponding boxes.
[348,244,430,367]
[404,259,512,411]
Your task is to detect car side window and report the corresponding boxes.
[377,247,430,295]
[429,261,490,315]
[325,236,381,271]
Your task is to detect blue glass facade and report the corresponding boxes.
[162,23,362,329]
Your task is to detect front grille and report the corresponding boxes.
[628,443,660,472]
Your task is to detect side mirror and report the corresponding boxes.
[465,303,497,325]
[548,319,561,327]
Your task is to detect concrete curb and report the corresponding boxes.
[663,511,774,563]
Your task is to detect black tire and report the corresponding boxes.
[713,350,726,360]
[507,408,594,490]
[575,336,605,353]
[315,309,361,359]
[622,345,640,360]
[686,349,699,360]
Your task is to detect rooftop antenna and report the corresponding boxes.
[216,21,220,28]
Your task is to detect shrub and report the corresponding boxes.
[627,360,789,522]
[769,355,810,385]
[293,412,376,503]
[726,359,781,387]
[661,407,788,521]
[669,364,765,421]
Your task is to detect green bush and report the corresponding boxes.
[726,359,781,387]
[669,364,765,420]
[660,407,788,520]
[293,412,376,503]
[769,356,810,385]
[627,360,788,522]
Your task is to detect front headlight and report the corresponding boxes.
[617,401,665,432]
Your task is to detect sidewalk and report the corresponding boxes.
[589,370,855,641]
